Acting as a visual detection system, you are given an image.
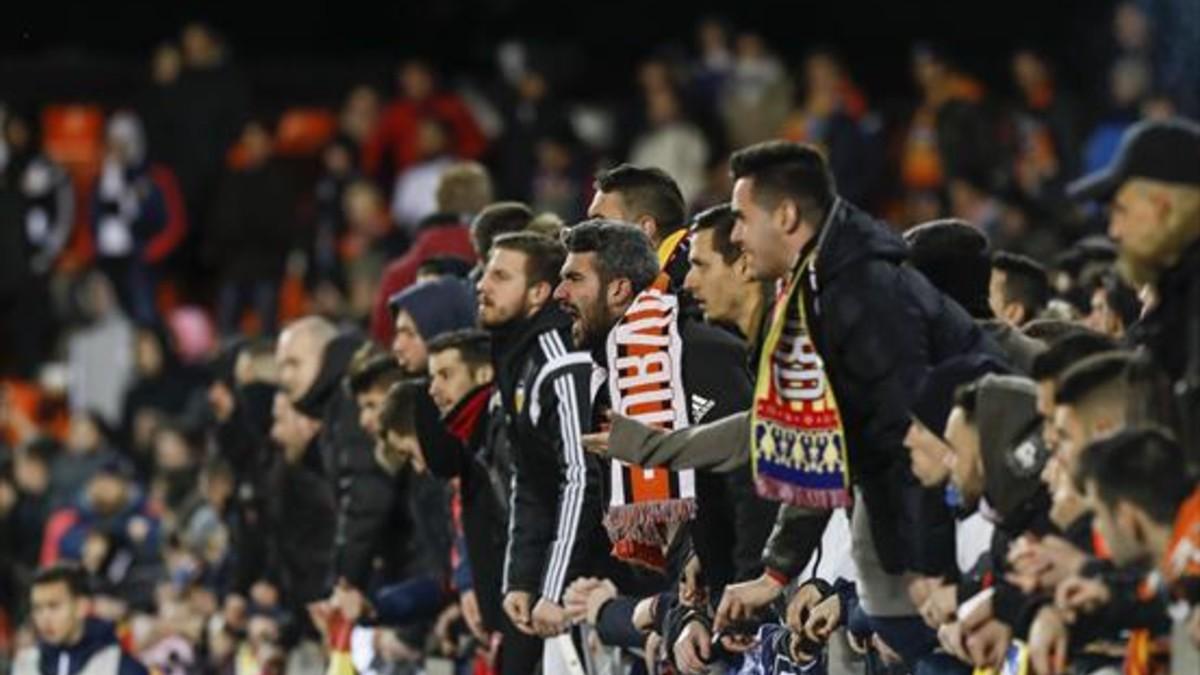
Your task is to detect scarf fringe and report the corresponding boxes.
[603,499,696,544]
[754,475,852,510]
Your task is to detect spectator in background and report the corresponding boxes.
[363,60,487,184]
[1008,48,1081,203]
[120,326,204,475]
[12,563,150,675]
[1083,58,1152,176]
[901,45,995,196]
[138,43,185,171]
[90,111,188,325]
[0,107,73,378]
[67,273,136,429]
[989,252,1050,327]
[339,180,403,322]
[311,135,364,307]
[493,60,574,202]
[390,118,457,230]
[690,17,734,109]
[207,118,296,337]
[530,131,588,223]
[172,22,251,277]
[629,84,710,206]
[780,49,878,205]
[338,85,381,149]
[721,32,791,149]
[370,162,489,346]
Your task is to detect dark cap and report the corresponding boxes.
[1068,118,1200,202]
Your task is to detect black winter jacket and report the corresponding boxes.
[491,304,608,603]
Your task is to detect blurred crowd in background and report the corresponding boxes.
[2,1,1200,674]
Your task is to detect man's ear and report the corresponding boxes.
[474,364,495,386]
[608,278,635,308]
[734,253,754,283]
[1115,501,1148,550]
[1003,303,1026,326]
[636,217,659,244]
[526,282,552,313]
[776,199,800,235]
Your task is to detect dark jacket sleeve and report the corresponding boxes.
[533,357,602,603]
[594,595,647,649]
[503,448,552,596]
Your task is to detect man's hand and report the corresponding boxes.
[784,583,825,635]
[804,593,842,644]
[460,590,487,642]
[1188,606,1200,649]
[581,431,610,456]
[563,577,604,624]
[714,573,784,634]
[679,555,706,608]
[531,598,567,637]
[1008,536,1087,593]
[919,583,958,629]
[1054,576,1111,621]
[1028,605,1069,675]
[643,632,663,675]
[673,619,712,675]
[938,621,971,664]
[503,591,534,635]
[633,596,658,633]
[965,619,1012,670]
[584,581,619,627]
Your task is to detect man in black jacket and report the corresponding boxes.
[476,232,606,639]
[413,329,543,674]
[275,317,401,591]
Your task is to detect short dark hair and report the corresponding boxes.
[33,562,90,597]
[953,381,982,423]
[904,219,993,319]
[1096,272,1142,329]
[490,232,567,289]
[1022,318,1080,343]
[690,203,741,265]
[594,164,686,239]
[417,255,474,279]
[471,202,534,257]
[729,141,835,226]
[426,329,491,372]
[992,252,1050,321]
[348,345,405,396]
[1080,427,1193,525]
[563,219,660,293]
[1055,351,1134,407]
[377,379,424,440]
[1030,331,1119,381]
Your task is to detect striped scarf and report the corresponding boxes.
[603,231,696,570]
[750,248,852,509]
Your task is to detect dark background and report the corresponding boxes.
[0,1,1113,109]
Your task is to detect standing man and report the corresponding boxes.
[476,232,606,638]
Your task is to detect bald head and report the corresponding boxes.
[276,317,337,401]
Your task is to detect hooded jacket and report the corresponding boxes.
[387,276,477,342]
[13,618,148,675]
[490,303,606,603]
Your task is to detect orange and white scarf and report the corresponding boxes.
[603,231,696,570]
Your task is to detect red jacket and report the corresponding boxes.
[363,95,487,179]
[370,218,476,345]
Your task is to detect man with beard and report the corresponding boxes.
[475,232,606,639]
[553,220,775,670]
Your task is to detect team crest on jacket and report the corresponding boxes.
[514,385,525,414]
